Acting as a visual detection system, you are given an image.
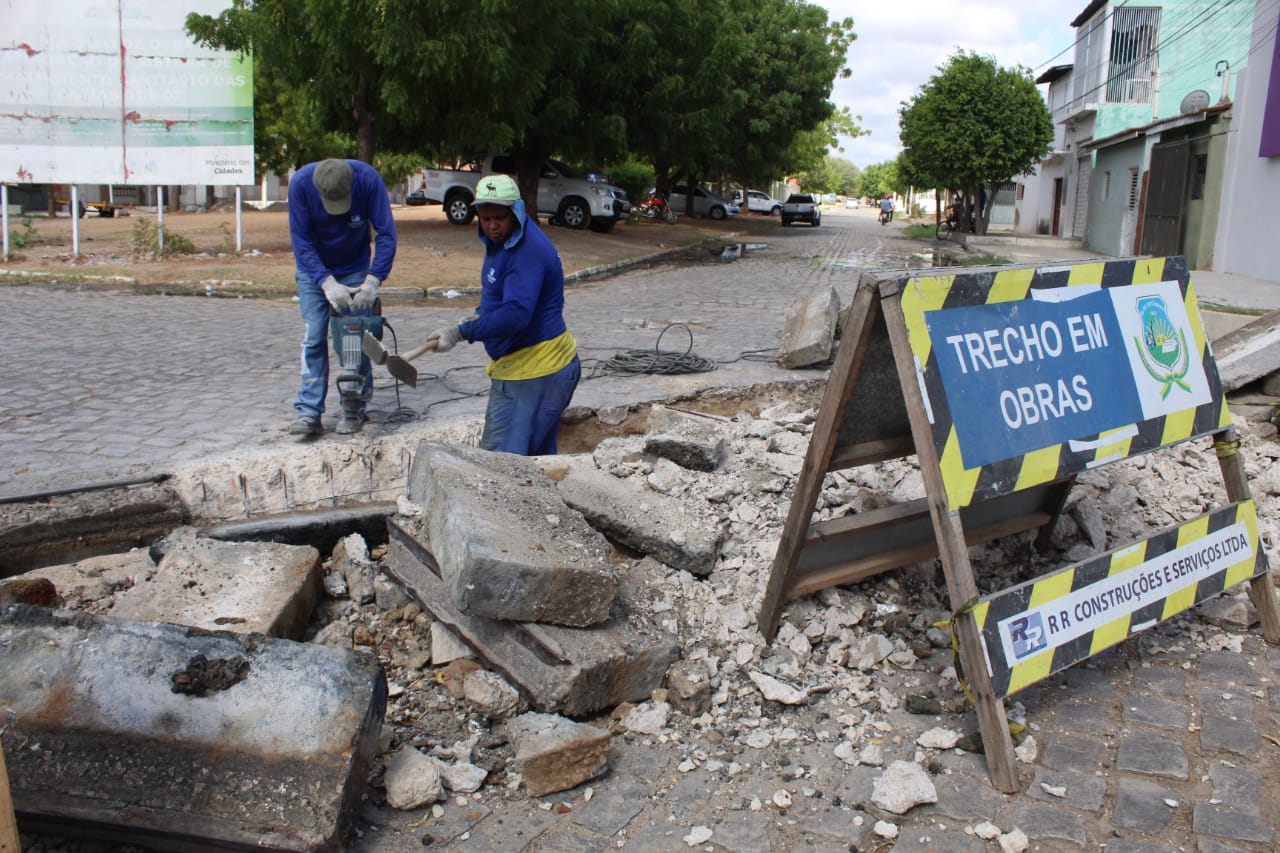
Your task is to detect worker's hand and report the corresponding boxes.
[320,276,352,313]
[428,324,463,353]
[352,275,380,311]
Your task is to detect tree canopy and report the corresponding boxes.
[856,160,898,200]
[185,0,858,199]
[897,50,1052,232]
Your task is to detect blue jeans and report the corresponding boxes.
[294,270,376,418]
[480,356,581,455]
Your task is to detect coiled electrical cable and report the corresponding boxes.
[594,323,719,376]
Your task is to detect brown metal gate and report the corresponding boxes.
[1140,141,1188,256]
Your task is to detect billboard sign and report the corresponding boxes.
[1,0,254,185]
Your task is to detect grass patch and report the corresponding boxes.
[899,222,936,240]
[131,219,197,257]
[8,217,35,249]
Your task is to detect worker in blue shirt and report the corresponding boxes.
[287,158,397,436]
[425,174,580,455]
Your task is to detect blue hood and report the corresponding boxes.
[476,197,529,251]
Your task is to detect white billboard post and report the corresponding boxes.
[0,0,254,260]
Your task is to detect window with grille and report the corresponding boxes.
[1128,167,1140,211]
[1107,7,1160,104]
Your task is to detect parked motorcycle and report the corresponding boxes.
[637,189,678,224]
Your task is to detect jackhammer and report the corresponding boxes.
[329,313,385,434]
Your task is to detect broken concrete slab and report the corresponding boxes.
[643,406,728,472]
[406,442,616,627]
[109,527,322,640]
[18,549,155,614]
[1211,308,1280,391]
[385,518,679,717]
[0,604,386,852]
[506,712,611,798]
[556,464,722,575]
[777,285,840,369]
[0,482,188,577]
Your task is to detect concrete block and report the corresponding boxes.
[507,712,611,797]
[385,518,679,716]
[406,442,616,627]
[1211,308,1280,391]
[777,285,840,369]
[556,465,722,575]
[643,406,727,471]
[0,604,386,852]
[109,527,321,640]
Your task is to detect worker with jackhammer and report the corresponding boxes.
[422,173,580,455]
[287,158,397,436]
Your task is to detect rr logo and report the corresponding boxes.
[1007,613,1047,660]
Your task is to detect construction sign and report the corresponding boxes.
[758,255,1280,793]
[978,500,1267,698]
[897,256,1228,509]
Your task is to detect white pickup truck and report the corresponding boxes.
[423,155,631,232]
[780,193,821,227]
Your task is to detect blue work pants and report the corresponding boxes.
[480,356,581,456]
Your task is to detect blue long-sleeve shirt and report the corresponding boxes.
[460,199,568,363]
[288,159,397,287]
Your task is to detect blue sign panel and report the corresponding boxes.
[924,282,1211,470]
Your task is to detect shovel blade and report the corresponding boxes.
[386,355,418,388]
[361,330,389,364]
[363,330,418,386]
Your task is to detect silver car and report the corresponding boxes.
[667,183,739,220]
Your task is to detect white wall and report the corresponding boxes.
[1214,6,1280,282]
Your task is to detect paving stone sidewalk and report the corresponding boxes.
[340,621,1279,853]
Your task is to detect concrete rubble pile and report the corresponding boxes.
[4,397,1280,850]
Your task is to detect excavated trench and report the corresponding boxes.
[0,379,826,578]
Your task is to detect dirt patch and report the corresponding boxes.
[2,205,783,296]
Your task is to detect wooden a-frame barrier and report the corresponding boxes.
[757,256,1280,792]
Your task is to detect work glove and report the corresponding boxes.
[352,275,380,311]
[428,324,463,353]
[320,276,352,313]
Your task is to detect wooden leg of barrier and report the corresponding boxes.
[880,293,1021,792]
[0,741,19,853]
[1215,428,1280,644]
[954,609,1021,792]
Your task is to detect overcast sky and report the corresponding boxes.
[813,1,1085,168]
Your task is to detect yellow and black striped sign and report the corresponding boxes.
[976,500,1267,698]
[896,256,1229,509]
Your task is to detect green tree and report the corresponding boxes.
[897,50,1052,234]
[784,107,867,182]
[186,0,532,173]
[185,0,858,217]
[614,0,855,210]
[828,156,861,196]
[856,160,898,200]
